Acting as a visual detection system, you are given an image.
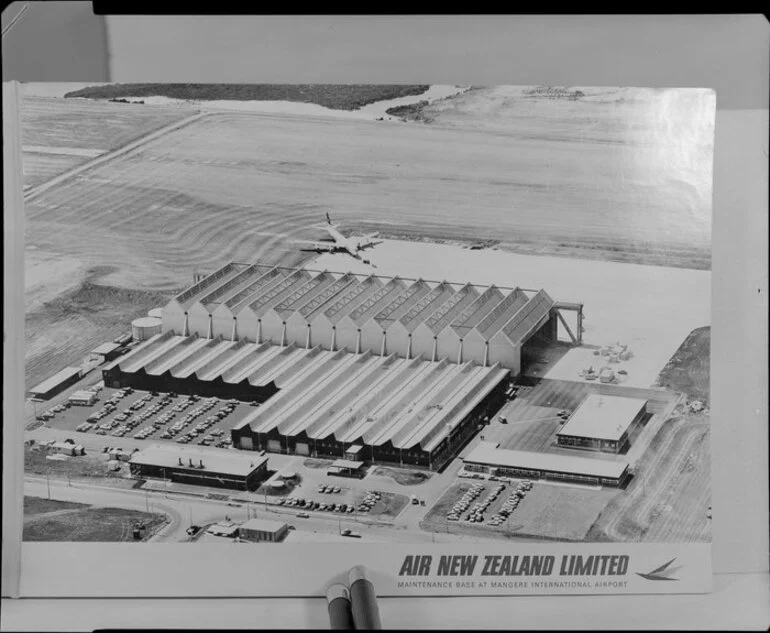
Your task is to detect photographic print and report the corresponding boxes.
[18,83,714,556]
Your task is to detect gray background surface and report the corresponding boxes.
[2,8,768,630]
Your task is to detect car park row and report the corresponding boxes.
[446,480,534,527]
[74,388,235,448]
[274,489,384,516]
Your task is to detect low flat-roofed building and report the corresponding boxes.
[463,442,630,487]
[68,390,97,406]
[343,445,364,461]
[50,441,85,456]
[89,342,124,363]
[556,393,647,454]
[238,518,289,542]
[129,444,269,491]
[329,459,366,478]
[29,366,82,400]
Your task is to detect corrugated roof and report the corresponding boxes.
[320,275,383,323]
[224,266,286,310]
[373,280,431,328]
[463,443,629,479]
[346,277,407,326]
[556,394,647,441]
[450,285,504,335]
[423,284,480,334]
[298,273,357,319]
[477,288,529,340]
[244,270,314,316]
[272,272,334,317]
[173,263,247,308]
[198,264,272,307]
[398,282,455,332]
[501,289,555,344]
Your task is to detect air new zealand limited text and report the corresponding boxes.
[397,555,630,577]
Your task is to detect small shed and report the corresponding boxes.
[238,518,288,543]
[89,342,123,363]
[344,444,364,461]
[329,459,366,477]
[68,390,97,406]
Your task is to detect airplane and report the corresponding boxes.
[295,213,383,261]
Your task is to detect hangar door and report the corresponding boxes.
[267,439,282,452]
[295,442,310,456]
[239,436,254,450]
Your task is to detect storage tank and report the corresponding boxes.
[131,316,162,341]
[147,307,164,319]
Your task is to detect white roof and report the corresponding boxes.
[331,459,365,469]
[129,443,268,477]
[69,390,96,399]
[91,342,122,355]
[30,366,81,395]
[239,518,288,533]
[132,316,162,327]
[557,394,647,442]
[463,442,629,479]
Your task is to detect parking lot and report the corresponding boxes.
[421,476,619,541]
[266,485,409,520]
[37,385,257,450]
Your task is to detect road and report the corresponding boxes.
[23,111,208,202]
[24,474,494,545]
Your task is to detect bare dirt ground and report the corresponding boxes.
[653,326,711,404]
[25,267,172,389]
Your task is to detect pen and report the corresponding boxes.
[327,583,355,630]
[348,565,382,630]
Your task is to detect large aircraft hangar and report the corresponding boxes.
[160,261,572,373]
[105,261,581,469]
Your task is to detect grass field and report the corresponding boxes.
[24,496,87,515]
[21,96,193,188]
[23,496,167,542]
[371,466,432,486]
[65,84,431,110]
[653,326,711,404]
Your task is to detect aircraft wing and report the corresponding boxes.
[358,239,384,251]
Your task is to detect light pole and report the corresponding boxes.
[145,489,149,513]
[46,468,51,499]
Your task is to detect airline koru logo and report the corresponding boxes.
[636,558,681,581]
